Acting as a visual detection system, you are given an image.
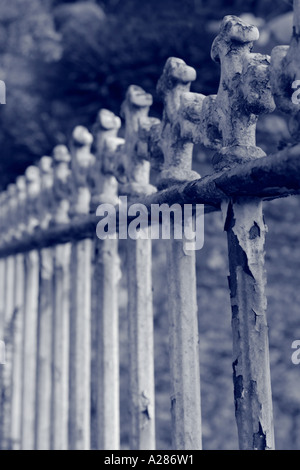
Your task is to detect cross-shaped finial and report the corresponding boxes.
[120,85,157,197]
[93,109,124,161]
[207,15,275,171]
[70,125,95,216]
[52,144,72,225]
[25,165,41,233]
[0,191,10,246]
[91,109,124,207]
[136,112,162,176]
[6,184,18,242]
[156,57,202,189]
[0,192,8,246]
[270,0,300,141]
[38,156,54,229]
[16,176,27,238]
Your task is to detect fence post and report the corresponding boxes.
[0,194,7,345]
[69,126,94,450]
[0,255,5,344]
[51,145,72,450]
[156,58,202,450]
[0,256,5,434]
[0,191,6,448]
[10,176,26,450]
[10,253,24,450]
[1,184,21,449]
[208,16,276,449]
[120,85,157,450]
[21,166,41,450]
[92,109,123,450]
[3,256,14,447]
[35,156,54,450]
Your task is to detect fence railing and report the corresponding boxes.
[1,1,300,451]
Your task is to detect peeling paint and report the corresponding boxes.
[253,422,267,450]
[249,222,260,240]
[233,359,244,407]
[141,391,153,422]
[225,197,274,450]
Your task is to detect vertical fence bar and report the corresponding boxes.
[21,249,39,450]
[10,254,25,450]
[69,238,92,450]
[35,247,54,450]
[0,193,7,448]
[51,243,71,450]
[2,254,15,449]
[35,156,55,450]
[206,17,276,449]
[0,256,5,448]
[21,166,41,450]
[225,197,274,450]
[120,86,157,450]
[69,127,94,450]
[156,58,203,450]
[51,145,72,450]
[94,238,120,449]
[92,110,123,450]
[2,185,21,449]
[0,259,5,338]
[0,258,5,344]
[10,177,26,450]
[126,236,155,450]
[166,236,202,450]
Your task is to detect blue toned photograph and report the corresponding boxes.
[0,0,300,454]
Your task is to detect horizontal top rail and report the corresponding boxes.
[0,143,299,258]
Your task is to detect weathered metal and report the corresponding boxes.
[121,85,156,450]
[157,57,202,450]
[91,110,121,450]
[35,247,53,450]
[0,5,300,452]
[10,254,24,450]
[209,15,276,450]
[21,249,39,450]
[68,126,94,450]
[1,143,300,258]
[51,242,71,450]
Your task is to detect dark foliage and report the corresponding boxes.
[0,0,292,188]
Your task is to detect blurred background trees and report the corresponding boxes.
[0,0,294,187]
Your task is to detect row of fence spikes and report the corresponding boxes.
[1,9,300,452]
[0,12,299,245]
